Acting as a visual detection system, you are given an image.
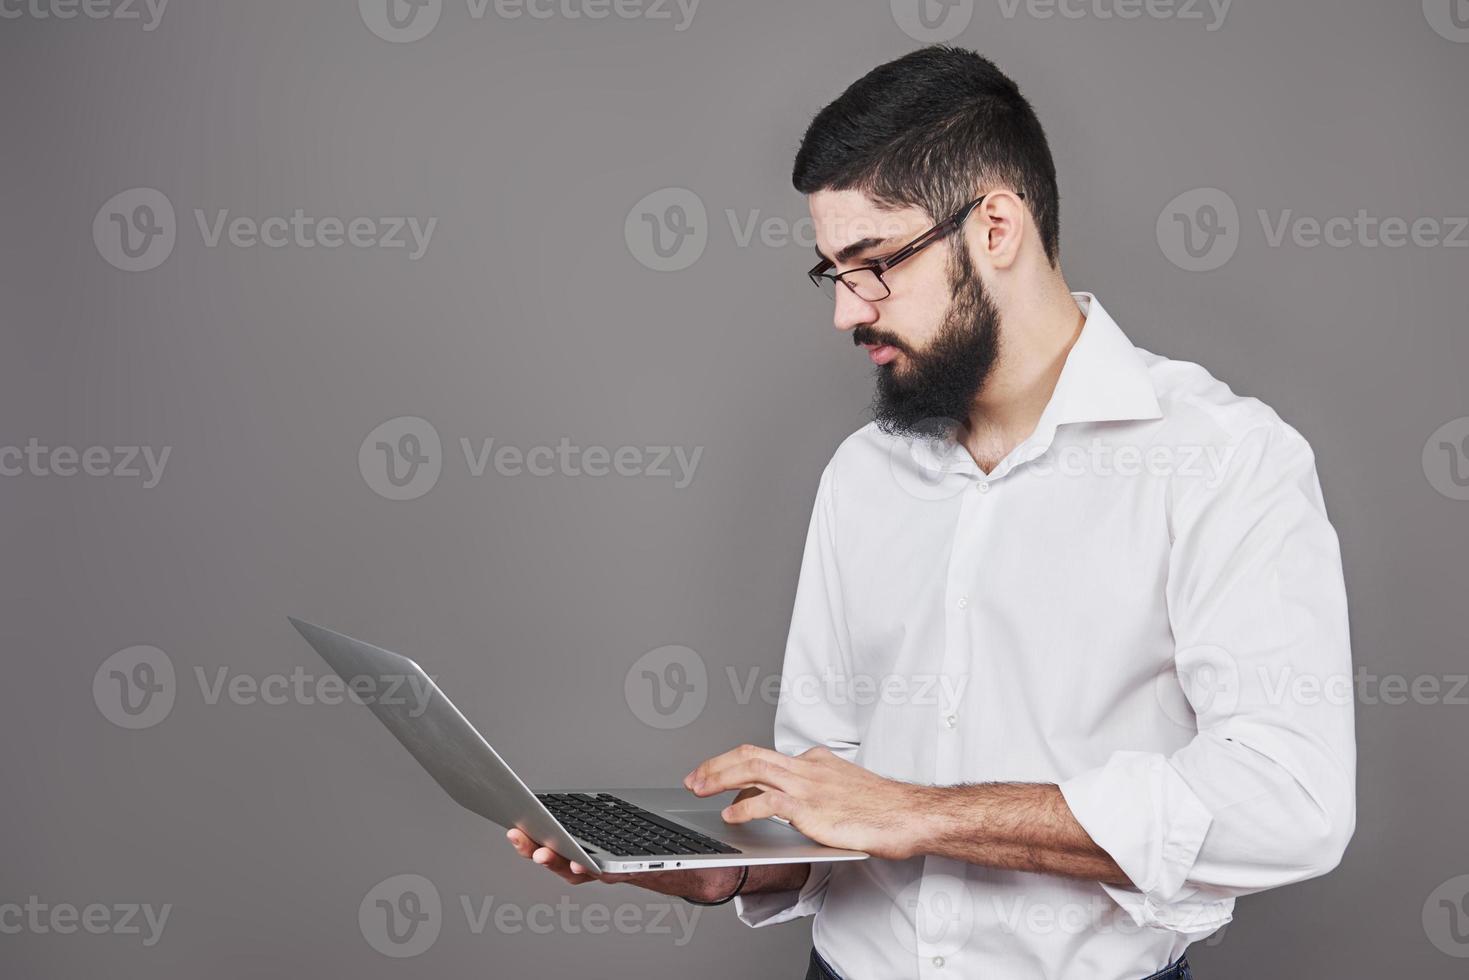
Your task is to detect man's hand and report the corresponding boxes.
[684,744,930,861]
[504,828,745,903]
[503,786,769,902]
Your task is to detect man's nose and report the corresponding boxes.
[832,286,879,333]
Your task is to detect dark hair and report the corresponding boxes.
[792,46,1060,267]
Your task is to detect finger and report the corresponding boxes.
[532,845,571,871]
[682,747,747,789]
[722,789,799,825]
[506,828,537,858]
[686,745,801,795]
[533,846,598,884]
[693,754,803,797]
[684,743,799,789]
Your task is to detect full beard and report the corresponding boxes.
[868,250,1001,440]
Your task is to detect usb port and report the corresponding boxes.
[647,862,664,869]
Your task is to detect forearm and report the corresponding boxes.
[912,783,1132,887]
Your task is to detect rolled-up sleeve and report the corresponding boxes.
[736,462,864,928]
[1059,421,1357,932]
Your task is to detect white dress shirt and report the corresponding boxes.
[735,293,1356,980]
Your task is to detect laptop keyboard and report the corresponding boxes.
[536,793,742,858]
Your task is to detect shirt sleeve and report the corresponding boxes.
[736,462,864,928]
[1058,421,1357,933]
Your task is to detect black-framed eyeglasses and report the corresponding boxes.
[806,192,1024,303]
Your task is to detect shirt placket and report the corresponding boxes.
[915,464,1003,978]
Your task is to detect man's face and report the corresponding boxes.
[808,189,1002,437]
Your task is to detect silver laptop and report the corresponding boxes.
[289,618,869,875]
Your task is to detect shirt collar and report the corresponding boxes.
[1034,292,1161,432]
[910,292,1162,480]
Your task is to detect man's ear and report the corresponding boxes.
[972,191,1027,272]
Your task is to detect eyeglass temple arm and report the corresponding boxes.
[809,191,1027,277]
[872,192,1026,272]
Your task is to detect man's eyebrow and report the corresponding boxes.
[814,236,893,266]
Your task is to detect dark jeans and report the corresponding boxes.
[805,946,1192,980]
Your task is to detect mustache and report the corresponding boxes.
[851,326,909,354]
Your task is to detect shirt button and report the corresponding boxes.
[976,482,990,494]
[957,595,969,609]
[932,956,946,968]
[944,713,958,728]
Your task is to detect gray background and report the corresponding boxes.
[3,0,1467,976]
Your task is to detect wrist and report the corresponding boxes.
[903,784,949,859]
[692,865,745,904]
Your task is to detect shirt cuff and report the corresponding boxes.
[1092,880,1234,938]
[734,861,832,928]
[1059,750,1221,932]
